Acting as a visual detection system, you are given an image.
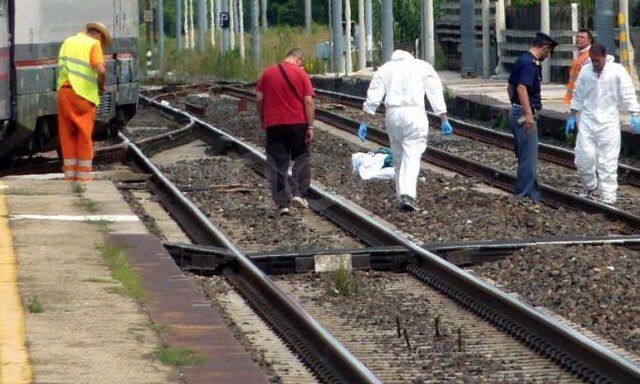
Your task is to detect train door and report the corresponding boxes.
[0,0,10,121]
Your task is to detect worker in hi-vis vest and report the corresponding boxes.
[563,29,593,105]
[57,22,110,181]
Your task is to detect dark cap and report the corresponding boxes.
[533,32,559,52]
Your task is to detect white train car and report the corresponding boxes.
[0,0,139,164]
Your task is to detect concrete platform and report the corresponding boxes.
[0,173,269,384]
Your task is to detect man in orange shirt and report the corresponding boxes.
[563,29,593,105]
[57,22,110,181]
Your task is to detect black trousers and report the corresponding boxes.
[265,124,311,207]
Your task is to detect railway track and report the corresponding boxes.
[219,86,640,230]
[312,88,640,188]
[120,127,380,384]
[124,94,640,383]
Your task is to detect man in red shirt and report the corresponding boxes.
[256,48,316,215]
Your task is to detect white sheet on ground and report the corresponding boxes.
[351,152,395,180]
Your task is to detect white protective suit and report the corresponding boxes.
[570,55,640,200]
[362,50,447,200]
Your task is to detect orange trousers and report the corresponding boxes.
[57,87,96,181]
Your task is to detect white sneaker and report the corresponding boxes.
[278,206,290,215]
[292,196,309,209]
[600,196,616,205]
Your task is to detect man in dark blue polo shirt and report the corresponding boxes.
[507,32,558,202]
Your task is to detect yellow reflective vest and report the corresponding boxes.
[57,33,101,106]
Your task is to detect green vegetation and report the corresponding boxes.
[156,347,208,367]
[149,322,171,334]
[77,198,100,213]
[72,182,101,214]
[82,277,114,284]
[85,219,112,232]
[143,24,330,81]
[326,262,360,297]
[27,297,44,313]
[98,244,147,300]
[72,182,86,195]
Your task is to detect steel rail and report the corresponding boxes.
[314,88,640,188]
[221,86,640,230]
[152,90,640,383]
[120,103,381,384]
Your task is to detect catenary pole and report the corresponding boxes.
[230,0,235,48]
[331,0,344,72]
[380,0,393,63]
[424,0,434,64]
[183,0,189,48]
[345,0,353,74]
[176,0,183,49]
[493,0,508,77]
[357,0,366,70]
[460,0,475,76]
[251,0,260,64]
[595,0,615,57]
[305,0,312,35]
[261,0,268,30]
[482,0,490,78]
[328,0,334,71]
[238,0,245,60]
[157,0,165,72]
[214,0,217,47]
[222,0,230,52]
[365,0,372,62]
[619,0,639,88]
[189,0,195,49]
[198,0,206,52]
[216,0,222,51]
[541,0,550,83]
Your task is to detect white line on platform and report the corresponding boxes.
[10,214,140,222]
[5,173,65,180]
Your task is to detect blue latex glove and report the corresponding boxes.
[441,120,453,136]
[632,114,640,134]
[565,115,576,136]
[358,121,368,141]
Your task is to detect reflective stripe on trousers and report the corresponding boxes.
[57,87,95,181]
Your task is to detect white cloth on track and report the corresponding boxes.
[351,153,395,180]
[362,50,445,200]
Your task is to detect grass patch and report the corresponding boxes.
[148,322,171,334]
[71,182,86,195]
[27,297,44,313]
[156,347,207,367]
[98,244,146,300]
[82,277,114,284]
[325,263,360,297]
[76,198,100,213]
[72,182,101,213]
[85,219,112,232]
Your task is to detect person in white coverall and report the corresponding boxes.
[566,43,640,204]
[359,50,452,212]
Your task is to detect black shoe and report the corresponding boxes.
[399,195,417,212]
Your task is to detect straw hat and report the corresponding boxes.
[86,22,112,48]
